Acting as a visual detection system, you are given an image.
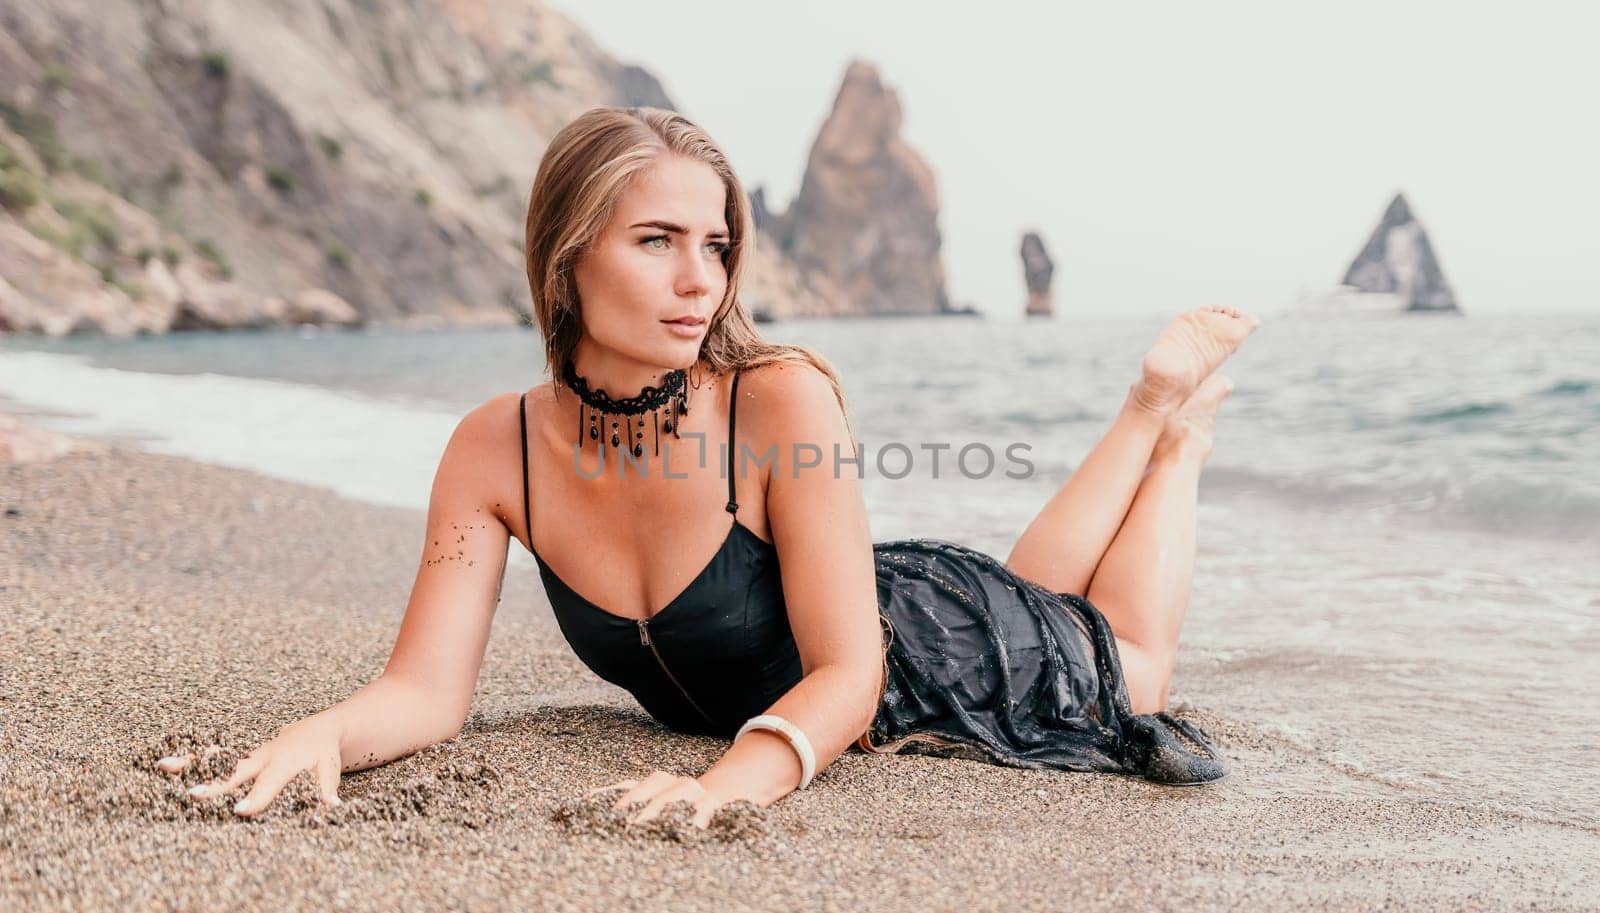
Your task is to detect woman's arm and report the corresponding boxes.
[696,363,883,806]
[371,395,515,737]
[178,397,516,815]
[298,673,469,775]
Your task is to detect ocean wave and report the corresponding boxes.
[1409,401,1513,423]
[1537,378,1595,397]
[0,351,457,511]
[1202,464,1600,539]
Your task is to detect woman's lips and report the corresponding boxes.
[661,318,705,338]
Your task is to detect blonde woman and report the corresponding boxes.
[162,107,1259,827]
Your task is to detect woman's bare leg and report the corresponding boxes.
[1087,375,1233,714]
[1005,306,1258,596]
[1004,391,1166,596]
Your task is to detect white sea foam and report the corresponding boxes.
[0,350,455,512]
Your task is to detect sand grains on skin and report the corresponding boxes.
[1133,306,1260,414]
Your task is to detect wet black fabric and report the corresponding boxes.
[863,538,1227,785]
[518,374,1226,786]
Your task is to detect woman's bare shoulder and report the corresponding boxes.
[470,383,556,424]
[433,384,554,533]
[447,383,556,462]
[736,360,835,398]
[736,362,844,431]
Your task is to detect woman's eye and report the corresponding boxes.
[642,235,726,256]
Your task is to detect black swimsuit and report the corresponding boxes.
[518,373,1227,785]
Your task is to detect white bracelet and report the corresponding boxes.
[735,714,816,790]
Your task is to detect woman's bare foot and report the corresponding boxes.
[1128,306,1260,415]
[1150,373,1234,466]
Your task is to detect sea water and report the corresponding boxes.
[2,311,1595,825]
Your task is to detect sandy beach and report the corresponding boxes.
[2,428,1595,912]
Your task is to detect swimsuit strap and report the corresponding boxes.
[519,392,532,552]
[521,376,739,544]
[725,371,740,515]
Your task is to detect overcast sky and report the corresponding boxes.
[550,1,1598,318]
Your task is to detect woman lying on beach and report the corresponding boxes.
[160,107,1260,827]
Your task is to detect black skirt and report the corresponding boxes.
[857,538,1228,786]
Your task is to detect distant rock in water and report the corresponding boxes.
[772,60,952,316]
[1020,232,1054,317]
[1341,193,1459,312]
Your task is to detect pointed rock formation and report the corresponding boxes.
[1342,193,1459,312]
[738,188,828,320]
[1020,231,1054,317]
[773,60,950,315]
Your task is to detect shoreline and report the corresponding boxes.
[1,423,1596,911]
[0,408,101,464]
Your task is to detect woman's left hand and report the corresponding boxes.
[588,770,734,829]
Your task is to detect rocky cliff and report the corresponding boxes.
[0,0,837,334]
[0,4,953,335]
[766,60,952,316]
[1341,193,1459,313]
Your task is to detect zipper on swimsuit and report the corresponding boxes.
[636,619,717,727]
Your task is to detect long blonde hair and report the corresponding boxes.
[523,106,849,421]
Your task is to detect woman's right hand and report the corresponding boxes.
[157,715,345,817]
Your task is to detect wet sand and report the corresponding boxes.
[2,435,1596,912]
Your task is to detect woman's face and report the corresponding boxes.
[572,154,731,375]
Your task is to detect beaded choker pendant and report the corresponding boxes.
[560,361,692,459]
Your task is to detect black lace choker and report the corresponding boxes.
[560,361,692,458]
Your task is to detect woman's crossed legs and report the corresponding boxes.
[1004,306,1259,714]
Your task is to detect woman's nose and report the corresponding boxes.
[674,249,713,298]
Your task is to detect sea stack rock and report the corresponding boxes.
[1342,193,1459,312]
[773,60,951,315]
[1021,231,1054,317]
